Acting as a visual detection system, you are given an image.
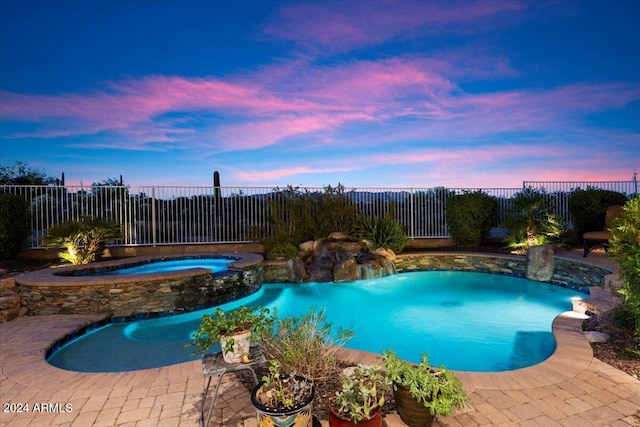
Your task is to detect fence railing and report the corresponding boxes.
[2,181,636,249]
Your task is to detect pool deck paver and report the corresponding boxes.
[1,249,639,426]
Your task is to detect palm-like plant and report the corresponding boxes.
[43,216,123,264]
[501,189,566,252]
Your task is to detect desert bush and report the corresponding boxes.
[0,193,31,259]
[445,191,498,245]
[43,216,123,264]
[259,307,355,382]
[609,196,640,346]
[568,188,628,237]
[350,212,408,253]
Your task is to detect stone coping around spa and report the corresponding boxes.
[16,251,263,288]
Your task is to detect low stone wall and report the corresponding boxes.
[15,252,264,318]
[395,252,611,293]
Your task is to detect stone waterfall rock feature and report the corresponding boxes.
[301,234,397,283]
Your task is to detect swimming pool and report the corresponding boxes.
[47,271,584,372]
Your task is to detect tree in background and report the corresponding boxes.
[0,161,57,185]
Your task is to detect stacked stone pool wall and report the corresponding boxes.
[395,252,611,293]
[15,253,263,318]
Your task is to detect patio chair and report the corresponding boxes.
[582,205,624,257]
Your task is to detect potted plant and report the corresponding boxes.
[328,364,390,427]
[383,350,468,427]
[250,360,316,427]
[188,306,273,363]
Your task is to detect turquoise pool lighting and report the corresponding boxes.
[47,271,584,372]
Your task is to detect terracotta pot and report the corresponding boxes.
[392,382,435,427]
[219,329,251,363]
[327,397,383,427]
[251,376,315,427]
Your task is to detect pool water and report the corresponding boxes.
[94,258,231,275]
[47,271,584,372]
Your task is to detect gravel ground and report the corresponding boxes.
[583,314,640,380]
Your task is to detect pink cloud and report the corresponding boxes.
[2,55,639,158]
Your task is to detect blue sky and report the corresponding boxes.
[1,0,639,188]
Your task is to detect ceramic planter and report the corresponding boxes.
[250,376,316,427]
[327,398,383,427]
[219,329,251,363]
[392,382,436,427]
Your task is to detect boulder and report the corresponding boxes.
[289,258,307,282]
[299,240,314,253]
[375,247,396,261]
[584,331,610,343]
[526,245,554,281]
[333,257,358,282]
[0,292,22,323]
[328,232,349,241]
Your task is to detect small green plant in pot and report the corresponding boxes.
[187,306,273,363]
[251,360,316,427]
[328,364,390,427]
[383,350,467,427]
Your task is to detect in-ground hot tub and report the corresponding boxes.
[16,252,264,317]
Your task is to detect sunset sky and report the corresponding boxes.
[1,0,639,189]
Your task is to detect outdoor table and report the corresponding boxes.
[200,345,266,427]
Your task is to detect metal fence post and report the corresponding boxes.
[151,186,156,247]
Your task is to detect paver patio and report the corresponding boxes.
[1,250,638,426]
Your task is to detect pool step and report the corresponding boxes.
[572,273,623,315]
[511,331,554,370]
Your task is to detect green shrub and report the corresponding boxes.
[43,216,123,264]
[0,193,31,259]
[609,196,640,345]
[262,184,358,255]
[501,188,567,252]
[350,213,408,253]
[568,188,628,237]
[445,191,498,245]
[266,241,299,260]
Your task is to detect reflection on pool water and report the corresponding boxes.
[47,271,584,372]
[69,258,232,276]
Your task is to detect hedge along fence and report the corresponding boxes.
[2,181,636,249]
